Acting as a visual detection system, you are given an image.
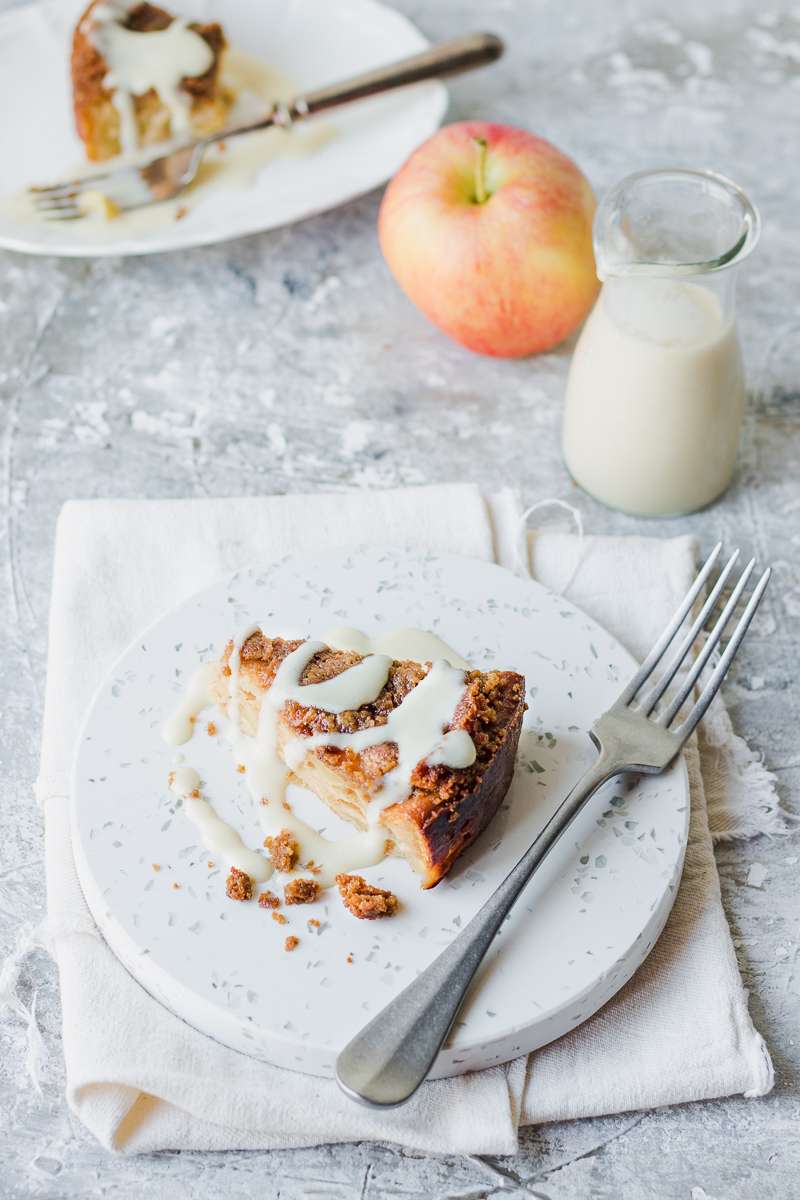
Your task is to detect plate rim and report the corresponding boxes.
[69,547,691,1076]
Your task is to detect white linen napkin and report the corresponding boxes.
[33,484,775,1154]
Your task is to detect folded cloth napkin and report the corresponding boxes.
[35,484,776,1154]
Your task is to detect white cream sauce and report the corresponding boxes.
[169,764,270,882]
[161,661,217,746]
[163,627,475,888]
[88,1,213,153]
[322,626,470,669]
[230,638,389,809]
[288,658,474,819]
[283,647,391,714]
[426,728,477,769]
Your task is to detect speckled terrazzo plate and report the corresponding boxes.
[0,0,447,257]
[71,549,689,1078]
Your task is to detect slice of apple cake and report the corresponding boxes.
[214,632,525,888]
[72,0,233,161]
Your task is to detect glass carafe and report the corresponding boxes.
[562,168,760,517]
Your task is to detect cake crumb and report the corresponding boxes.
[207,861,215,869]
[346,953,354,964]
[284,935,299,952]
[175,205,189,221]
[167,770,175,786]
[236,763,246,774]
[307,918,321,930]
[336,874,398,920]
[284,878,320,905]
[171,881,181,891]
[152,863,161,872]
[207,721,217,736]
[272,911,287,926]
[226,867,253,902]
[265,829,298,872]
[258,890,280,909]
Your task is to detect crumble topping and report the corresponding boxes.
[284,878,320,905]
[271,911,287,926]
[225,867,253,901]
[236,635,526,806]
[207,721,217,736]
[284,935,299,952]
[265,829,298,872]
[258,890,280,909]
[336,874,398,920]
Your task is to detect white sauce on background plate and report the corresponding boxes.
[5,52,334,239]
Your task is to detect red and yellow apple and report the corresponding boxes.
[378,121,599,358]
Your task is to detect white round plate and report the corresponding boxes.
[0,0,446,257]
[72,549,689,1078]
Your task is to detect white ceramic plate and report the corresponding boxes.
[71,549,689,1078]
[0,0,447,256]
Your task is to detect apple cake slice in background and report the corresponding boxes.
[71,0,233,161]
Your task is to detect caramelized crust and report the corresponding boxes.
[219,634,526,888]
[71,0,230,161]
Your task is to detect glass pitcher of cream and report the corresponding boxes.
[562,168,760,516]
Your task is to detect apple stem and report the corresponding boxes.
[473,137,489,204]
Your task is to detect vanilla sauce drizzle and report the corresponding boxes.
[162,628,475,887]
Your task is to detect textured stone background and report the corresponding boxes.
[1,0,798,1196]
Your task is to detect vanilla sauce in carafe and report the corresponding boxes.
[562,168,760,517]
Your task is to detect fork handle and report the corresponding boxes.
[203,33,503,144]
[289,32,503,118]
[336,752,619,1108]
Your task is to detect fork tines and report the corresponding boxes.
[29,171,110,221]
[622,542,771,738]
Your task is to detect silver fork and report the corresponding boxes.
[336,544,771,1108]
[29,31,503,220]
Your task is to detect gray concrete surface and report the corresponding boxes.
[1,0,798,1196]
